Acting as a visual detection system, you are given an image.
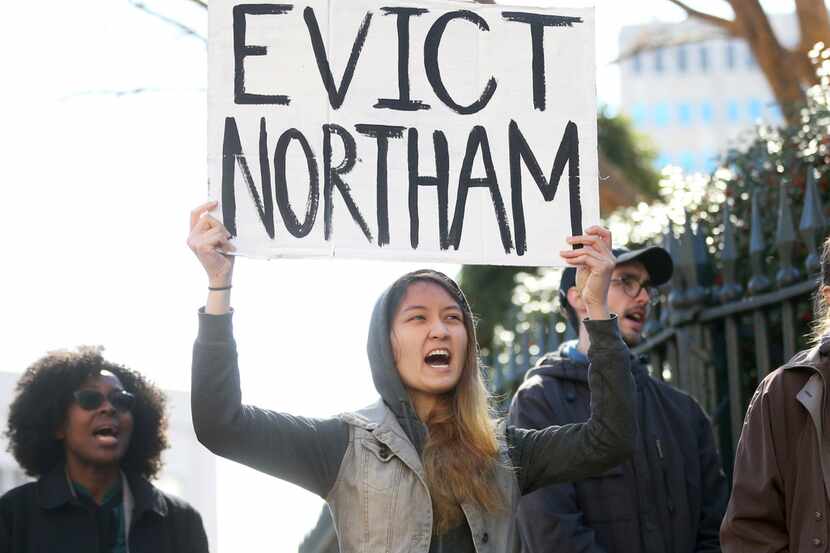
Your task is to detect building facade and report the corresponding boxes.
[0,371,218,551]
[618,15,797,173]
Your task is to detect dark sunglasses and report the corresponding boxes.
[73,389,135,412]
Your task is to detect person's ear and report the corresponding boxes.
[566,287,587,319]
[822,284,830,307]
[54,422,66,440]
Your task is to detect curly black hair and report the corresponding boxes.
[5,346,169,479]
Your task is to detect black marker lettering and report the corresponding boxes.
[424,11,497,115]
[375,7,430,112]
[233,4,293,105]
[355,124,405,247]
[305,7,372,109]
[322,124,373,242]
[501,12,583,111]
[273,128,319,238]
[220,117,275,238]
[449,126,513,252]
[508,119,581,255]
[407,128,450,249]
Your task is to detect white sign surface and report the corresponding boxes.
[208,0,598,266]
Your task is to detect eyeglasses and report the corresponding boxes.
[73,389,135,412]
[610,276,657,300]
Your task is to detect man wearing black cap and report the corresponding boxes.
[509,245,728,553]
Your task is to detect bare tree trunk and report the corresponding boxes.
[668,0,830,124]
[728,0,804,119]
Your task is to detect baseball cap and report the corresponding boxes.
[558,245,674,311]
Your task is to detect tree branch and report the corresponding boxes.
[666,0,740,35]
[129,0,206,43]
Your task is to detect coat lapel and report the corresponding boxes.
[795,372,829,503]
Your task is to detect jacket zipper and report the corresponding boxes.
[655,438,676,515]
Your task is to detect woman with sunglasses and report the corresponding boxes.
[188,201,636,553]
[0,347,209,553]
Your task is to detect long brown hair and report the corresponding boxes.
[811,235,830,343]
[389,272,504,534]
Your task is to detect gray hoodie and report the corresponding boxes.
[191,272,637,553]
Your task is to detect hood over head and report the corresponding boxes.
[367,269,476,454]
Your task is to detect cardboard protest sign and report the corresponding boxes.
[208,0,597,266]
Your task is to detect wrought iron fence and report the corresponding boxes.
[301,172,827,552]
[486,171,827,476]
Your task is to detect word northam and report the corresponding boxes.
[233,5,584,113]
[221,118,582,256]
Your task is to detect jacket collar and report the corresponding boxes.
[125,471,168,519]
[37,464,167,519]
[778,341,827,408]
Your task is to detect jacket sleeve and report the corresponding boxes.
[0,497,9,553]
[508,316,636,493]
[509,386,608,553]
[690,398,728,553]
[720,381,789,553]
[191,309,349,498]
[187,506,210,553]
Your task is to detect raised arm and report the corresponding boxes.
[187,201,235,316]
[509,318,634,492]
[509,227,636,492]
[187,202,348,497]
[509,381,609,552]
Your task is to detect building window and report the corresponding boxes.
[654,48,664,73]
[677,102,692,126]
[726,99,741,123]
[654,154,672,170]
[699,46,709,72]
[748,98,763,120]
[725,41,736,69]
[747,47,757,68]
[632,52,642,74]
[702,152,718,173]
[631,103,648,127]
[654,103,670,127]
[677,45,687,72]
[680,152,696,173]
[700,101,715,124]
[768,102,783,122]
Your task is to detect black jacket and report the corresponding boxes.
[0,466,208,553]
[508,345,728,553]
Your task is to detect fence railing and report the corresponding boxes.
[488,170,827,474]
[301,172,827,553]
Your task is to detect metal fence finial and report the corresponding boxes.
[748,191,771,295]
[719,202,743,302]
[775,179,800,287]
[800,167,825,274]
[667,228,688,310]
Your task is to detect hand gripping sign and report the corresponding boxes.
[208,0,598,266]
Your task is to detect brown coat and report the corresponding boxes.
[721,343,830,553]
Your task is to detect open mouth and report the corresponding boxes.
[424,349,451,368]
[624,310,645,325]
[92,424,120,445]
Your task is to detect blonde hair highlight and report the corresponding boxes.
[811,235,830,343]
[420,301,504,534]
